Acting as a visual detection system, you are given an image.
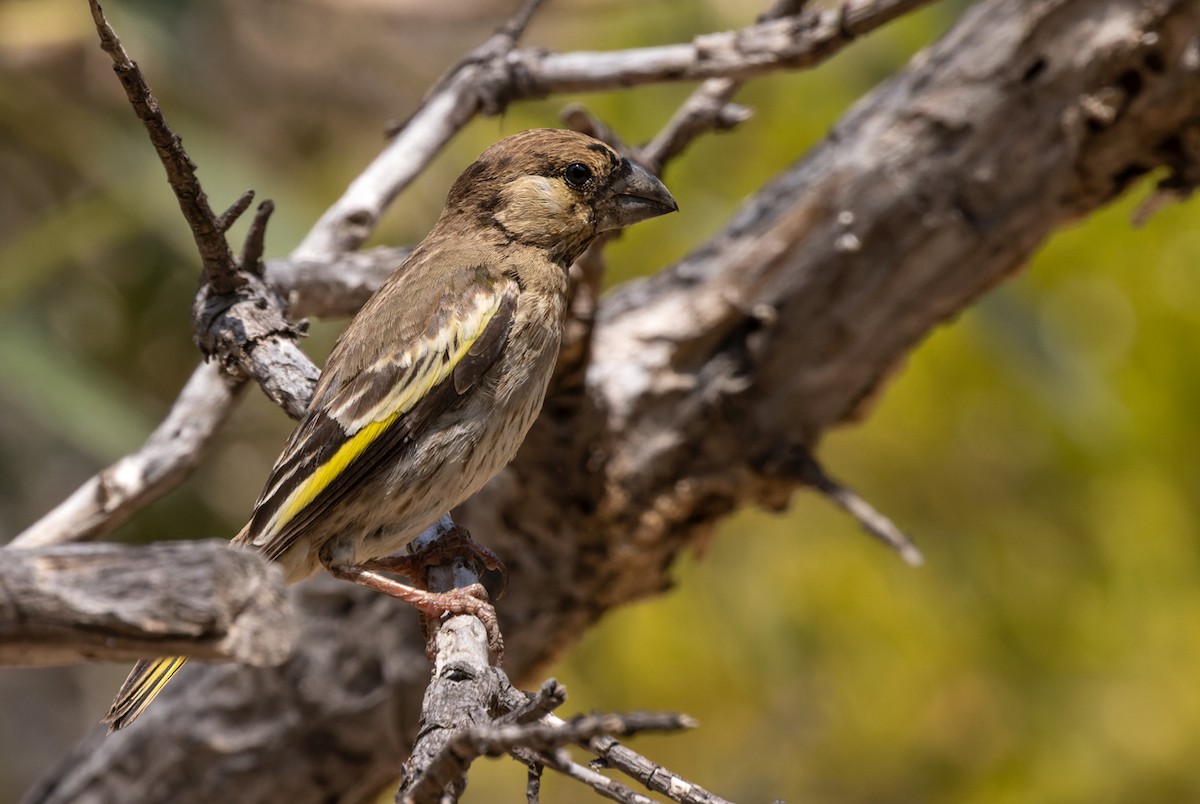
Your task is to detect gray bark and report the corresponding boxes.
[0,541,293,667]
[26,0,1200,801]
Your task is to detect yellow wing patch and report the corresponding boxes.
[271,415,398,531]
[261,292,503,539]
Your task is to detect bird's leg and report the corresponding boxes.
[363,524,509,600]
[320,560,503,661]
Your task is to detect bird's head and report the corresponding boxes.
[444,128,678,266]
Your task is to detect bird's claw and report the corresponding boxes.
[417,583,504,663]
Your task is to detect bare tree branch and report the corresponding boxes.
[293,0,936,259]
[0,541,293,666]
[10,362,242,548]
[86,0,242,296]
[509,0,938,93]
[565,720,731,804]
[265,247,414,319]
[514,747,652,804]
[292,0,549,259]
[88,0,319,419]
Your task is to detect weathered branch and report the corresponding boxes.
[292,0,548,259]
[0,541,293,666]
[398,517,501,802]
[10,362,242,548]
[265,246,414,319]
[562,716,730,804]
[518,747,652,804]
[399,618,497,804]
[507,0,937,94]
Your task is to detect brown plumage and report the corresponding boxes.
[104,128,677,731]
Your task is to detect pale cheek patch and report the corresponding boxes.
[524,176,568,215]
[496,176,589,247]
[501,176,569,217]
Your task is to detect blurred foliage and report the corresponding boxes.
[2,0,1199,801]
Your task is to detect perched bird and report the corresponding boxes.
[104,128,677,731]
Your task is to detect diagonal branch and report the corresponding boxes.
[88,0,318,420]
[293,0,549,259]
[293,0,938,259]
[86,0,242,295]
[10,362,242,548]
[510,0,938,94]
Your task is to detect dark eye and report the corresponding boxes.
[563,162,592,188]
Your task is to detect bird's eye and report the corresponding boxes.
[563,162,592,188]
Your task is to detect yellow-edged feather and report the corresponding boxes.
[262,293,503,539]
[104,655,187,731]
[272,416,398,531]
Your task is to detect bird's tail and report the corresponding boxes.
[103,656,188,732]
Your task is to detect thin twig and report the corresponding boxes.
[640,78,751,174]
[87,0,243,295]
[527,710,730,804]
[640,0,814,173]
[793,450,925,566]
[494,0,545,41]
[500,678,568,726]
[214,190,256,234]
[241,201,275,277]
[583,730,733,804]
[524,759,543,803]
[518,747,655,804]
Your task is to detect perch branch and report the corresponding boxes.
[397,516,505,803]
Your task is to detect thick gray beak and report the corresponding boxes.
[595,159,678,232]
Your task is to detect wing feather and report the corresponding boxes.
[238,263,518,562]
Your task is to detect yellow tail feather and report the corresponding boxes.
[103,656,188,732]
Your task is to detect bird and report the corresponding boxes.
[103,128,677,731]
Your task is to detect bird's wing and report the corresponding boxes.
[239,262,518,563]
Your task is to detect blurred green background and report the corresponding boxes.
[4,0,1200,801]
